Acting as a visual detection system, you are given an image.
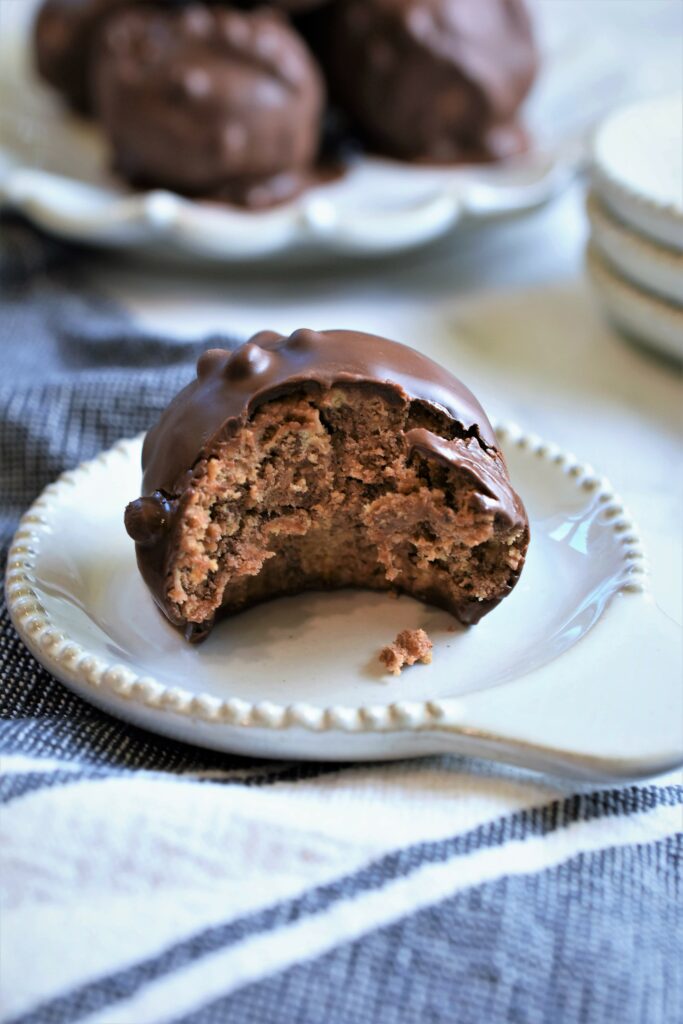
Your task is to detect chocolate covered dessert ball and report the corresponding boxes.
[125,329,529,643]
[33,0,141,113]
[330,0,538,161]
[92,5,325,206]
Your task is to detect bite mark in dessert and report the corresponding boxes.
[380,628,433,675]
[125,329,529,643]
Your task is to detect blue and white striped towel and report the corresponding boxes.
[1,217,681,1024]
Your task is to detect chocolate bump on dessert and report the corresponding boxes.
[125,329,529,643]
[380,628,433,675]
[124,493,174,547]
[33,0,141,114]
[91,5,325,206]
[329,0,538,162]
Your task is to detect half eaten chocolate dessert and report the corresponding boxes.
[125,329,529,642]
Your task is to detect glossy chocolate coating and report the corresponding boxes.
[92,5,325,205]
[140,329,502,496]
[33,0,141,113]
[330,0,538,161]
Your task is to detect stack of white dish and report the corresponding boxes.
[587,94,683,361]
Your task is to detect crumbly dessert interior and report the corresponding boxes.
[166,384,525,628]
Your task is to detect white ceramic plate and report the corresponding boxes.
[4,0,682,262]
[586,243,683,362]
[7,425,682,780]
[0,148,577,262]
[590,93,683,253]
[587,192,683,306]
[0,0,585,262]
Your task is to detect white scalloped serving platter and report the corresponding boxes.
[0,151,578,263]
[0,0,585,262]
[0,100,577,262]
[7,425,683,780]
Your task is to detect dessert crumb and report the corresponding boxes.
[380,628,433,676]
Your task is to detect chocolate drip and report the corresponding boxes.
[405,428,524,525]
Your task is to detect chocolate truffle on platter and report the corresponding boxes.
[92,5,325,206]
[33,0,141,113]
[125,329,529,643]
[329,0,538,162]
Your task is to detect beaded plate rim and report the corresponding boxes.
[5,422,649,734]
